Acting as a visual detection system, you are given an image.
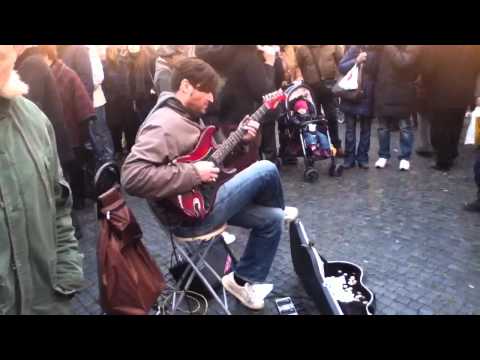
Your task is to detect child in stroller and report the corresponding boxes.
[293,99,331,159]
[279,81,343,182]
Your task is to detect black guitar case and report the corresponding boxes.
[290,219,375,315]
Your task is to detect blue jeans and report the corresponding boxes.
[344,114,372,166]
[378,116,414,160]
[173,160,285,283]
[304,130,330,150]
[88,105,115,168]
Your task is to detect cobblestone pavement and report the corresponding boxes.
[72,120,480,315]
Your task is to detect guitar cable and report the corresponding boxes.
[155,283,209,315]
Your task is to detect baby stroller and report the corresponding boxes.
[278,81,343,182]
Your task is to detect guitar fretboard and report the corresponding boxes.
[210,104,269,165]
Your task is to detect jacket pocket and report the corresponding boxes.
[41,155,55,196]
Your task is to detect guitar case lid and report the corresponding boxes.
[290,219,375,315]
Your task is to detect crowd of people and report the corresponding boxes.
[0,44,479,314]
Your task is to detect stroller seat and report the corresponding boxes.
[278,81,343,181]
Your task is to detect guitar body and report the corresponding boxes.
[168,126,237,220]
[290,219,375,315]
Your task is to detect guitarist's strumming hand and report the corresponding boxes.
[239,115,260,143]
[193,161,220,183]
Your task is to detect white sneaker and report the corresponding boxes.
[375,158,388,169]
[284,206,299,224]
[222,272,265,310]
[399,159,410,171]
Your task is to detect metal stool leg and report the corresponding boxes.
[171,238,231,315]
[171,244,206,314]
[171,240,216,312]
[201,260,229,312]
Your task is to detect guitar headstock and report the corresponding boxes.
[263,89,286,110]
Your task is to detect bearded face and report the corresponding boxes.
[0,70,29,99]
[0,45,29,99]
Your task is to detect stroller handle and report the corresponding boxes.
[301,119,327,126]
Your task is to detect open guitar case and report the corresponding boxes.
[290,219,376,315]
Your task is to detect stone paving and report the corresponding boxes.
[71,119,480,315]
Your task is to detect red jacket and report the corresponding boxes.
[51,60,95,147]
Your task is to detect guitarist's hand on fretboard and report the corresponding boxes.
[239,115,260,144]
[193,161,220,183]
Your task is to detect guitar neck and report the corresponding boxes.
[210,104,269,165]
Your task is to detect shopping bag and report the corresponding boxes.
[332,64,364,102]
[465,107,480,145]
[338,64,359,90]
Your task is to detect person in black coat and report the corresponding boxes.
[102,46,137,157]
[373,45,421,171]
[14,46,74,167]
[418,45,480,172]
[218,45,278,171]
[259,47,285,164]
[416,45,480,212]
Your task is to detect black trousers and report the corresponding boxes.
[429,109,465,166]
[106,99,137,154]
[312,85,341,149]
[63,146,87,202]
[260,116,278,161]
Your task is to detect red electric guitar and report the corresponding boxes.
[166,89,286,220]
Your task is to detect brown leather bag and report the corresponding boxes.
[97,186,166,315]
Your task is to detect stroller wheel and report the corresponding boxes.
[329,163,344,177]
[304,168,319,183]
[304,157,314,168]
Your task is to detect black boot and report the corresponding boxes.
[431,161,453,172]
[464,199,480,213]
[71,212,83,239]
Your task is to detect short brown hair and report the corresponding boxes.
[171,57,219,93]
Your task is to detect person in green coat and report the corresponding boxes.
[0,45,85,315]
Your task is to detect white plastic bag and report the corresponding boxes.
[465,106,480,145]
[338,64,359,91]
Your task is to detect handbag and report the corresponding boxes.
[332,62,365,102]
[97,186,166,315]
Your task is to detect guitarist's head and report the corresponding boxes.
[172,58,220,116]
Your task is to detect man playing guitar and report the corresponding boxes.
[121,58,298,310]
